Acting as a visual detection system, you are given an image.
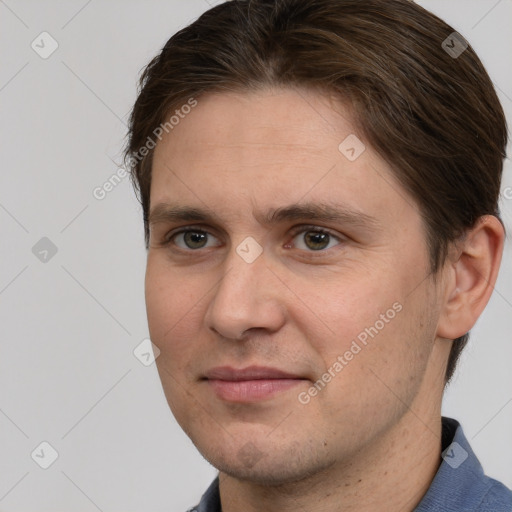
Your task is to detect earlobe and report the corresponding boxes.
[437,215,504,340]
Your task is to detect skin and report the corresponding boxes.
[145,87,504,512]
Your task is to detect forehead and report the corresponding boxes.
[149,87,421,229]
[154,87,354,159]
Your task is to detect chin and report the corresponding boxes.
[199,438,338,487]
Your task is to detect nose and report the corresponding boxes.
[203,245,286,341]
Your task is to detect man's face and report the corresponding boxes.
[146,87,447,484]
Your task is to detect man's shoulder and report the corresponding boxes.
[477,478,512,511]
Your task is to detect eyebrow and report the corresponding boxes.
[148,201,381,232]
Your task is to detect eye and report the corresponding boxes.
[287,226,343,251]
[168,228,221,250]
[162,225,343,253]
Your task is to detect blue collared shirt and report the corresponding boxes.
[188,417,512,511]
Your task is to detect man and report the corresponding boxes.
[124,0,512,510]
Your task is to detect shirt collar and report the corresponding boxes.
[414,416,507,511]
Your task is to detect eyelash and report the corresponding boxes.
[161,224,344,255]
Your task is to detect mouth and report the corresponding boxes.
[202,366,308,402]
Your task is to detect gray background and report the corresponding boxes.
[0,1,510,510]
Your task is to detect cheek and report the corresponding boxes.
[309,291,437,450]
[144,259,204,364]
[145,261,210,426]
[298,270,402,358]
[302,263,430,394]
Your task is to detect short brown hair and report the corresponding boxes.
[124,0,508,383]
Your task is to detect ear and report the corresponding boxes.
[437,215,505,340]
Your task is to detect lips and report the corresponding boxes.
[203,365,306,402]
[204,365,302,381]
